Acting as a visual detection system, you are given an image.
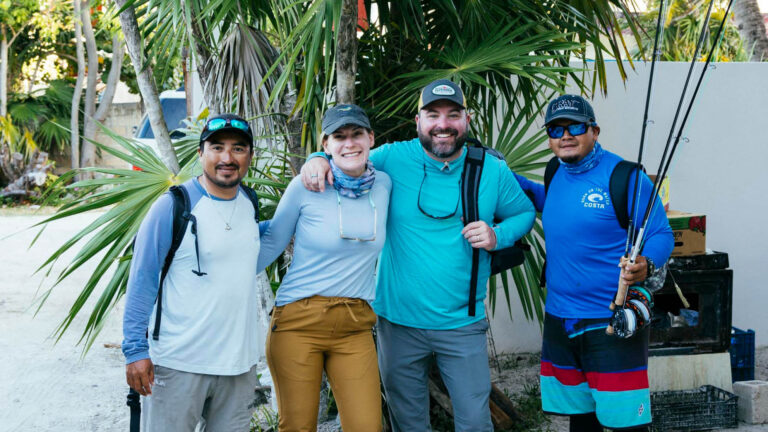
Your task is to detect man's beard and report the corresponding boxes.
[558,155,580,164]
[418,127,467,159]
[203,164,242,189]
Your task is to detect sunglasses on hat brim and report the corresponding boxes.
[204,118,251,134]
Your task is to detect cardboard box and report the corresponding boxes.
[667,210,706,256]
[649,174,670,211]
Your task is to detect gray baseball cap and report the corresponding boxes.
[544,94,597,126]
[321,104,371,135]
[419,79,467,110]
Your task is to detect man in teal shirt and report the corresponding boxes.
[302,80,535,431]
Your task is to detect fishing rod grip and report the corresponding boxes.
[606,257,631,335]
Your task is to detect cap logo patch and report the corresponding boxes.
[552,99,580,112]
[338,106,352,111]
[432,85,456,96]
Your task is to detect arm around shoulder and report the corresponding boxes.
[256,177,305,272]
[491,161,536,250]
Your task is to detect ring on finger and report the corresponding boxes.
[310,174,318,178]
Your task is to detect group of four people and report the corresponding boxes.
[123,79,673,432]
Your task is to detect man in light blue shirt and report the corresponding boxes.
[123,114,263,431]
[302,80,535,431]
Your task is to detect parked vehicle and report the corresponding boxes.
[133,89,187,156]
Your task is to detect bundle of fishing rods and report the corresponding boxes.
[606,0,734,334]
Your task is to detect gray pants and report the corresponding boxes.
[377,317,493,432]
[141,365,260,432]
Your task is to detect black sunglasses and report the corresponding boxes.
[417,163,460,220]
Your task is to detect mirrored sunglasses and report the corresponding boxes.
[205,118,251,134]
[546,122,595,139]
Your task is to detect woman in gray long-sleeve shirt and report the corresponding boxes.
[257,104,390,432]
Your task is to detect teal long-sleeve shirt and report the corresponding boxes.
[314,138,535,329]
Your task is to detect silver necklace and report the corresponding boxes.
[200,178,239,230]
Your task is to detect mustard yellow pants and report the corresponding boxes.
[266,296,382,432]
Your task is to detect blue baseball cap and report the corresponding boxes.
[544,94,597,126]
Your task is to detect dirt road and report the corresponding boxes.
[0,210,128,431]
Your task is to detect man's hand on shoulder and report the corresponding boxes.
[462,221,497,251]
[126,358,155,396]
[300,157,333,192]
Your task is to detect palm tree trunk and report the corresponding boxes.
[335,0,358,104]
[113,0,180,174]
[732,0,768,61]
[26,55,45,94]
[186,5,216,115]
[70,0,85,170]
[94,36,124,124]
[1,34,8,118]
[80,1,99,170]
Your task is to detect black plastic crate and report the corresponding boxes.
[651,385,738,431]
[730,327,755,382]
[668,251,729,271]
[650,268,733,354]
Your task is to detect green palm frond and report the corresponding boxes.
[33,122,197,349]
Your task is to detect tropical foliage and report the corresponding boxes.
[35,0,645,348]
[633,0,748,61]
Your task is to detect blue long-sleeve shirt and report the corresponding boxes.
[514,150,674,318]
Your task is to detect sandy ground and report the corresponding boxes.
[0,210,129,431]
[1,208,767,431]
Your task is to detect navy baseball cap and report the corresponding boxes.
[419,79,467,110]
[544,94,597,126]
[321,104,371,135]
[200,114,254,147]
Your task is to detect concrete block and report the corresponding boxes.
[733,380,768,424]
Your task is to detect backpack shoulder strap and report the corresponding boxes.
[461,142,487,318]
[461,145,486,225]
[609,160,642,231]
[544,156,559,194]
[152,185,192,341]
[239,183,260,222]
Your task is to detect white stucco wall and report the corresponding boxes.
[488,61,768,353]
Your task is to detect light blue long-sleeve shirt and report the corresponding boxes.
[256,174,392,305]
[122,179,263,374]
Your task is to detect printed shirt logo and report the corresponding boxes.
[581,187,610,209]
[638,402,645,416]
[432,85,456,96]
[552,99,580,113]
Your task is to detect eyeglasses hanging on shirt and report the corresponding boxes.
[336,190,377,241]
[417,162,461,220]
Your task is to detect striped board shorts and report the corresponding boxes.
[540,313,652,429]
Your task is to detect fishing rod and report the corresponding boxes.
[635,0,733,250]
[624,0,668,259]
[636,0,734,246]
[608,0,733,330]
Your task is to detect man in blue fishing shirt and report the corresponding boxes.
[514,95,674,432]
